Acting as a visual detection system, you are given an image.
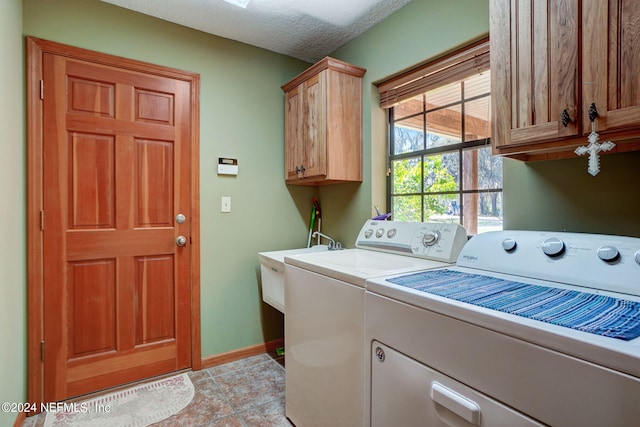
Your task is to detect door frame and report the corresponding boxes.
[26,36,201,404]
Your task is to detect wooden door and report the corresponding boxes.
[582,0,640,133]
[284,74,326,182]
[301,72,326,179]
[41,52,193,401]
[491,0,580,150]
[284,85,302,181]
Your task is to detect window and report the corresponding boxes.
[378,38,502,235]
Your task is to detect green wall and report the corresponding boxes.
[22,0,315,361]
[503,153,640,236]
[1,0,26,423]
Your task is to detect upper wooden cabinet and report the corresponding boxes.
[282,57,366,185]
[491,0,640,159]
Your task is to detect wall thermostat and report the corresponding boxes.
[218,157,238,175]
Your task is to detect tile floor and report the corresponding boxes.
[24,351,293,427]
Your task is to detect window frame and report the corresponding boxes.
[377,37,502,234]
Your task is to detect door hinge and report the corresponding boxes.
[40,210,44,231]
[41,341,45,361]
[40,80,44,100]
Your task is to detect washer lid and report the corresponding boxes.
[285,248,450,287]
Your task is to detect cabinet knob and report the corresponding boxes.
[295,165,306,178]
[561,109,572,127]
[588,103,598,122]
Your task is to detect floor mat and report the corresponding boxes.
[43,373,194,427]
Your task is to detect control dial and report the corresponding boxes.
[422,231,440,247]
[597,245,619,262]
[541,237,565,257]
[501,238,517,252]
[635,250,640,265]
[411,228,441,255]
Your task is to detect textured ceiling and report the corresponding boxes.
[101,0,413,63]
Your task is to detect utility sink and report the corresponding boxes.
[258,245,329,313]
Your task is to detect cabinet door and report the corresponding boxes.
[301,72,326,179]
[284,86,302,181]
[491,0,579,151]
[582,0,640,134]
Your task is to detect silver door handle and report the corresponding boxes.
[176,236,187,247]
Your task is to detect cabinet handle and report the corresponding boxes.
[588,103,598,122]
[561,109,572,127]
[295,165,306,177]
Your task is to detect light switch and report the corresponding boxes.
[221,196,231,213]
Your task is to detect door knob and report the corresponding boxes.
[176,236,188,247]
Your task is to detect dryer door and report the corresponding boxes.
[370,341,544,427]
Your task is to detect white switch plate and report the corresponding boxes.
[221,196,231,213]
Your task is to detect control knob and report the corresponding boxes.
[634,250,640,265]
[422,231,440,247]
[597,245,619,262]
[501,238,517,252]
[541,237,565,257]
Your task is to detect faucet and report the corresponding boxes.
[312,231,342,250]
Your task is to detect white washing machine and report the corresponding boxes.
[283,220,468,427]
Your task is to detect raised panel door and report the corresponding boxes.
[42,53,192,401]
[284,72,327,182]
[284,85,302,181]
[491,0,579,151]
[582,0,640,134]
[301,72,327,180]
